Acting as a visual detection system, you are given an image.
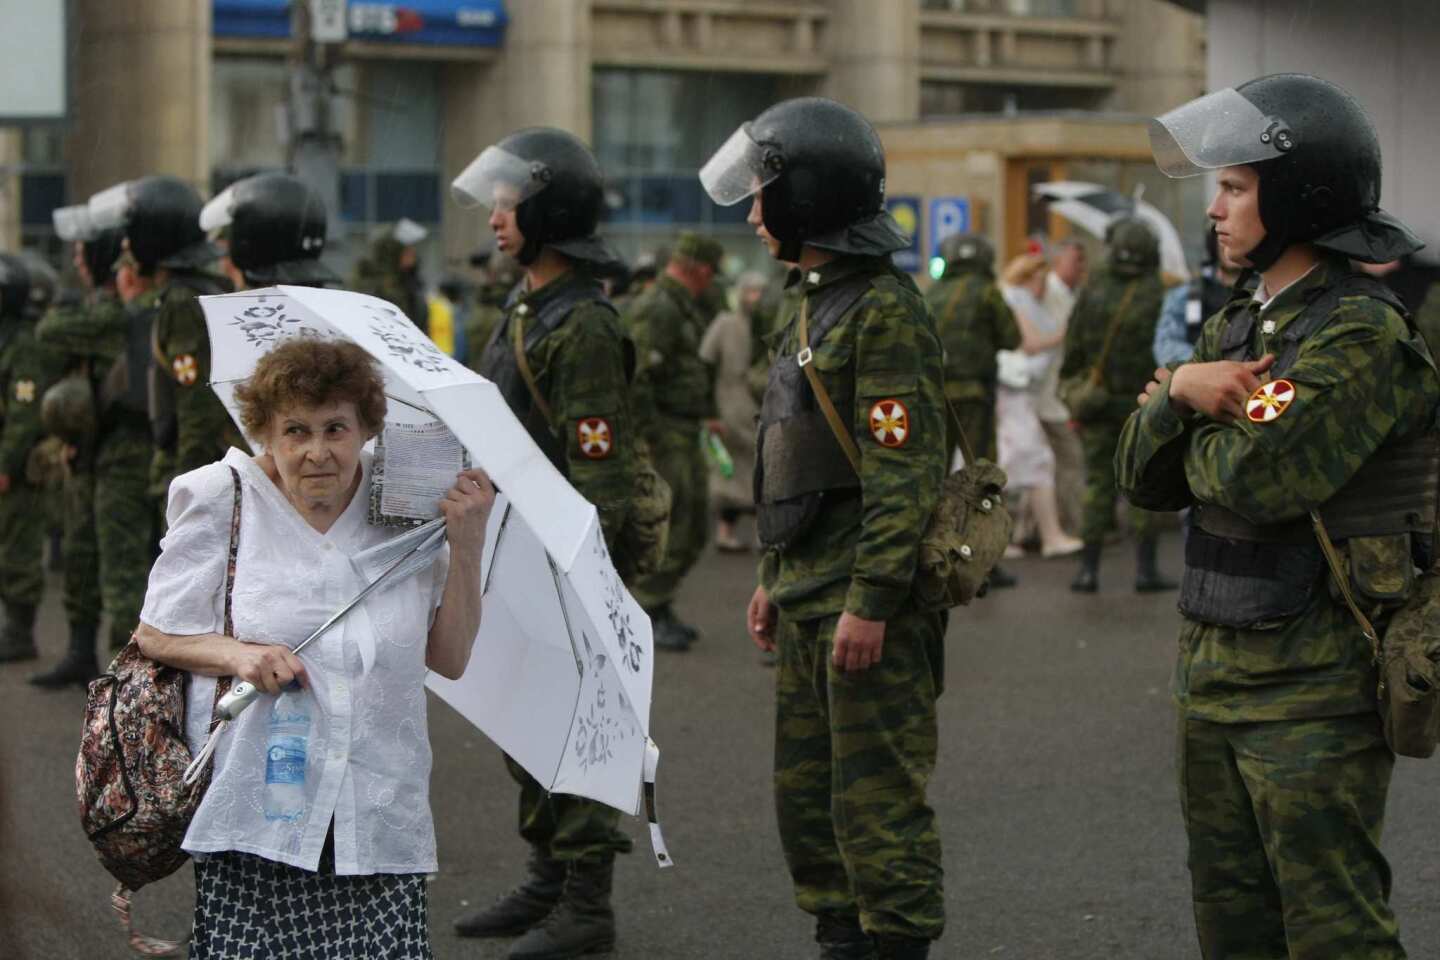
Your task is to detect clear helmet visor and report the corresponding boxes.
[1149,88,1290,179]
[699,124,780,207]
[199,184,238,232]
[52,204,96,242]
[451,145,551,211]
[87,181,135,231]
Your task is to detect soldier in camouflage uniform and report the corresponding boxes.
[923,232,1020,462]
[352,218,429,332]
[1059,218,1175,593]
[704,98,948,960]
[26,213,127,685]
[450,127,638,960]
[0,254,68,662]
[87,176,233,645]
[624,232,724,650]
[1119,74,1431,960]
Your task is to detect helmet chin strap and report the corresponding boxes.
[1242,229,1289,275]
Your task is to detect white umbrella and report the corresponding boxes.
[198,286,668,862]
[1033,181,1190,280]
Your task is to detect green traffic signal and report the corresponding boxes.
[928,256,946,280]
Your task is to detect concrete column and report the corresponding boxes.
[0,129,20,250]
[66,0,211,201]
[440,0,593,265]
[821,0,920,124]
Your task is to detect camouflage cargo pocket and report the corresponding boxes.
[1346,534,1416,606]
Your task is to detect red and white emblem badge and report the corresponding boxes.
[869,399,910,448]
[577,418,613,459]
[172,353,199,386]
[1245,378,1296,424]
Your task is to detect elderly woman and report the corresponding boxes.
[135,338,492,959]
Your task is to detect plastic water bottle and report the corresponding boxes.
[702,429,735,479]
[263,686,310,823]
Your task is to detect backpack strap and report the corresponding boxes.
[1087,280,1140,386]
[1273,274,1407,377]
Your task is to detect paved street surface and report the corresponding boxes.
[5,531,1440,959]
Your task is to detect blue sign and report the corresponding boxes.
[886,196,922,273]
[928,197,971,263]
[213,1,508,47]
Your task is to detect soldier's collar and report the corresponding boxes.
[1253,260,1327,316]
[512,267,588,313]
[798,255,873,291]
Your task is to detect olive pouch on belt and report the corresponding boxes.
[1315,519,1440,759]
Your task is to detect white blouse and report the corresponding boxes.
[140,448,449,876]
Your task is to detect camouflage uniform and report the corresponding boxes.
[1059,256,1166,543]
[762,256,948,942]
[150,273,242,496]
[463,280,512,374]
[480,268,637,864]
[1116,256,1431,959]
[0,310,68,616]
[352,235,428,332]
[34,293,128,633]
[922,260,1020,461]
[625,257,718,630]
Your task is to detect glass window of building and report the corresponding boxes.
[592,68,792,268]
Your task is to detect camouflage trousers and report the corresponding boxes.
[774,607,946,941]
[97,430,158,649]
[944,388,996,464]
[0,479,50,606]
[505,754,633,861]
[1078,415,1160,543]
[1178,711,1405,960]
[62,467,101,625]
[631,420,709,613]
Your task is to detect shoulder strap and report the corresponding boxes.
[1088,280,1140,385]
[797,297,864,474]
[511,310,555,429]
[223,466,242,639]
[1273,274,1407,377]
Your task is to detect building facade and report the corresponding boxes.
[3,0,1204,282]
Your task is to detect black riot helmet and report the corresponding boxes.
[87,175,218,273]
[52,203,123,286]
[1107,218,1160,275]
[200,173,336,287]
[0,253,31,319]
[451,127,619,269]
[700,97,908,263]
[1149,73,1422,272]
[939,233,995,273]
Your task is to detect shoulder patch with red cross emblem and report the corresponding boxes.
[1245,378,1295,424]
[172,353,199,387]
[577,417,613,459]
[869,399,910,448]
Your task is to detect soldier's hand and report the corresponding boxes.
[1168,355,1275,422]
[833,612,885,673]
[1138,366,1173,407]
[747,585,777,652]
[0,474,9,495]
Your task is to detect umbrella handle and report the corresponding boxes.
[216,681,261,720]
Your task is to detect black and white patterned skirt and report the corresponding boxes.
[190,845,432,960]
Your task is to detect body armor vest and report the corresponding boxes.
[755,274,872,550]
[476,277,619,474]
[1181,273,1440,629]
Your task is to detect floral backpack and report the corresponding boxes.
[75,467,241,956]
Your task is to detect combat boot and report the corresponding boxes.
[872,934,930,959]
[1069,542,1102,594]
[454,848,566,938]
[1135,537,1178,593]
[650,606,692,653]
[0,601,38,663]
[987,564,1018,589]
[29,621,99,689]
[508,854,616,959]
[816,914,877,960]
